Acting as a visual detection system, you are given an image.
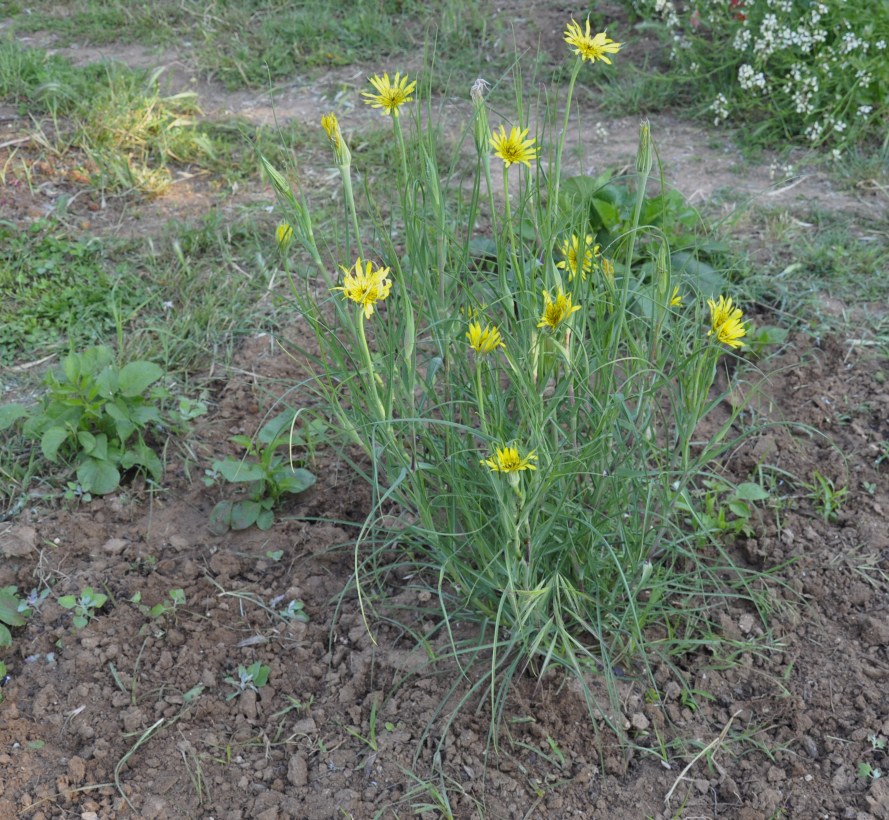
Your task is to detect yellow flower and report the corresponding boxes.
[276,222,293,249]
[466,321,505,356]
[333,258,393,319]
[537,288,581,331]
[362,72,416,117]
[490,125,538,169]
[556,234,599,281]
[670,286,683,307]
[564,19,623,65]
[321,112,350,166]
[707,295,746,348]
[481,445,537,474]
[321,113,341,148]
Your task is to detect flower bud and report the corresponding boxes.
[635,118,652,177]
[321,112,351,167]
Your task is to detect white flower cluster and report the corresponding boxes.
[738,64,767,92]
[710,93,730,125]
[629,0,885,147]
[785,65,820,115]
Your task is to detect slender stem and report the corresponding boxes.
[474,360,488,433]
[393,115,410,189]
[550,60,583,228]
[340,167,363,261]
[502,169,525,298]
[356,311,386,422]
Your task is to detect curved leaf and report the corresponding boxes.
[77,458,120,495]
[118,361,164,398]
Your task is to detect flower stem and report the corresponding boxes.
[502,169,525,297]
[356,311,386,422]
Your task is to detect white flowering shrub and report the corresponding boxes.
[626,0,888,150]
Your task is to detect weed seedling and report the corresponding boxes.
[58,587,109,629]
[344,698,380,751]
[0,587,31,671]
[2,346,174,495]
[205,409,318,532]
[805,470,849,522]
[131,588,186,620]
[224,661,270,700]
[277,598,309,623]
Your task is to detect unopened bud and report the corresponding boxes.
[635,118,653,177]
[321,112,351,167]
[276,222,293,250]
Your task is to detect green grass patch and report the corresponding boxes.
[8,0,506,90]
[0,220,152,366]
[0,213,285,373]
[0,37,322,193]
[738,207,889,341]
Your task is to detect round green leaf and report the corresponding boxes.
[76,458,120,495]
[230,500,261,530]
[208,500,234,535]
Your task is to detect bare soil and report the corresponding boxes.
[2,26,889,820]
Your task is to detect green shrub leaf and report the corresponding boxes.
[76,458,120,495]
[118,361,164,398]
[0,588,27,628]
[0,403,29,431]
[41,426,69,462]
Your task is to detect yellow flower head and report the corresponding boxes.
[670,286,683,307]
[481,445,537,474]
[538,288,581,331]
[490,124,538,169]
[333,258,393,319]
[564,19,623,65]
[466,321,505,356]
[362,72,416,117]
[556,234,599,281]
[707,295,746,348]
[276,222,293,249]
[321,112,350,166]
[321,113,341,148]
